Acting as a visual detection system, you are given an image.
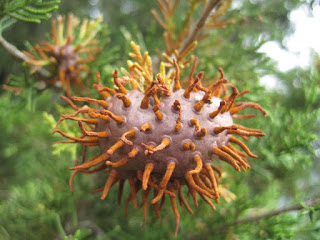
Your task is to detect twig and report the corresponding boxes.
[0,34,51,78]
[0,34,28,61]
[179,0,222,54]
[187,198,320,240]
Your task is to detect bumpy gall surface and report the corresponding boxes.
[97,89,233,181]
[54,46,266,235]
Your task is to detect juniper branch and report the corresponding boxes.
[187,197,320,240]
[0,0,60,23]
[179,0,222,54]
[0,34,51,78]
[0,34,27,61]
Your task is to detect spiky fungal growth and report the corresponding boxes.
[24,14,103,96]
[54,48,266,236]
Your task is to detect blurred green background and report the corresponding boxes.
[0,0,320,239]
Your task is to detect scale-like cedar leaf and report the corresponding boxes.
[0,0,60,23]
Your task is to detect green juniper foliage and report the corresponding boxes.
[0,1,319,240]
[0,0,60,23]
